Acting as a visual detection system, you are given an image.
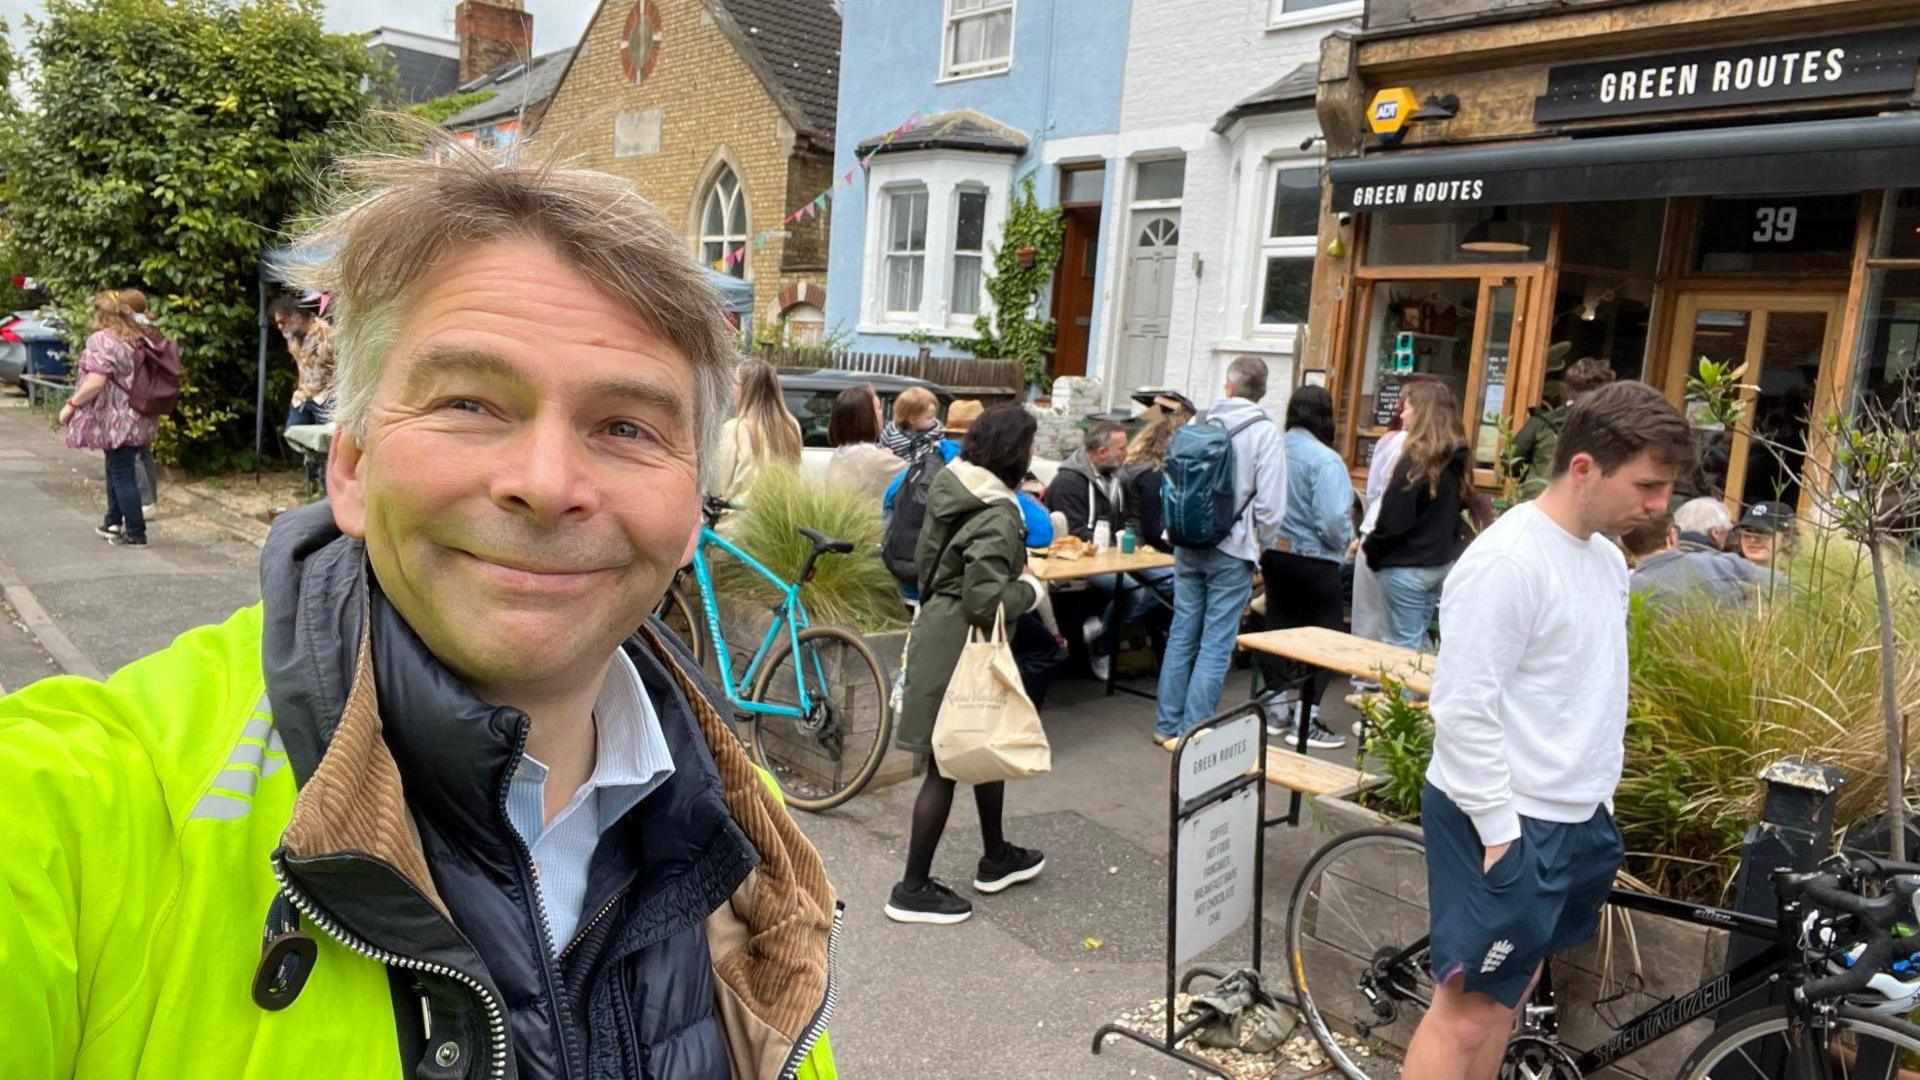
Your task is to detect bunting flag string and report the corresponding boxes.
[713,102,961,273]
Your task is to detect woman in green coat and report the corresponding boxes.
[885,404,1050,926]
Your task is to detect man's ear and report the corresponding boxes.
[328,426,368,539]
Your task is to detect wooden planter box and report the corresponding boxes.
[1303,790,1727,1080]
[711,595,921,795]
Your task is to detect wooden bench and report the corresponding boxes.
[1265,745,1374,797]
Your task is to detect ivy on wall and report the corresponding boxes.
[961,174,1064,391]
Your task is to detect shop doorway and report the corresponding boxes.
[1664,292,1844,512]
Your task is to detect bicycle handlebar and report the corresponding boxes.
[1787,870,1920,1002]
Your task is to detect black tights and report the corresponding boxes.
[902,763,1007,889]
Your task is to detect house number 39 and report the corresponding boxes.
[1753,206,1799,244]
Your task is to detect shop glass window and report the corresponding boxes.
[1855,268,1920,415]
[1356,279,1480,434]
[950,187,988,317]
[1364,204,1551,265]
[1694,194,1857,274]
[1550,199,1665,386]
[884,186,928,316]
[944,0,1013,79]
[1873,189,1920,260]
[1135,158,1185,202]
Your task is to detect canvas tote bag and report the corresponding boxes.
[931,607,1051,784]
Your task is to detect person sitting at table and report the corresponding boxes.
[1672,495,1735,553]
[1622,506,1769,609]
[1049,420,1171,681]
[1259,385,1355,751]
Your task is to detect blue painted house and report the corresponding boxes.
[825,0,1130,382]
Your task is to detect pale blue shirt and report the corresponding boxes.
[505,649,676,953]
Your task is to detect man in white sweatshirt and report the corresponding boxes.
[1404,380,1696,1080]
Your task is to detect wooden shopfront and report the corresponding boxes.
[1311,6,1920,516]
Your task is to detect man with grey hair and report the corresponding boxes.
[1673,495,1735,553]
[0,145,839,1079]
[1151,356,1287,747]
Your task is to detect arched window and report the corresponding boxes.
[700,168,749,278]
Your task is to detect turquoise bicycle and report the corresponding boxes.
[652,495,892,811]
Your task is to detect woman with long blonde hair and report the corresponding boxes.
[1119,393,1194,552]
[1361,379,1470,650]
[711,358,803,503]
[58,290,159,545]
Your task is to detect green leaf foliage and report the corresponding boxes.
[1,0,378,471]
[960,173,1063,392]
[406,89,496,125]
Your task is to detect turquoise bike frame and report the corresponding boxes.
[689,525,815,720]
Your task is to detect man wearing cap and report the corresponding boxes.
[1734,500,1794,569]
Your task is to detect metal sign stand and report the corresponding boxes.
[1092,702,1294,1077]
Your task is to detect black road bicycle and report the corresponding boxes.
[1288,827,1920,1079]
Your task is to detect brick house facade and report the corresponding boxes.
[530,0,840,341]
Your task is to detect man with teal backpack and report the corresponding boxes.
[1151,356,1288,747]
[0,142,839,1080]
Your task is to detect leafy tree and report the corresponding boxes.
[1,0,377,470]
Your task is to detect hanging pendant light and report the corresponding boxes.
[1461,207,1530,254]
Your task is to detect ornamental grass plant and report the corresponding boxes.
[1361,531,1920,904]
[706,465,909,634]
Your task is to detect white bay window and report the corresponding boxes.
[861,152,1013,335]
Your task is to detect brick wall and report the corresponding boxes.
[456,0,533,84]
[530,0,831,325]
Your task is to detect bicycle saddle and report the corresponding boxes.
[797,527,855,555]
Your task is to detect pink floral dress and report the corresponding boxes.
[65,330,158,451]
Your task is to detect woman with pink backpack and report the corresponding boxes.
[58,289,170,547]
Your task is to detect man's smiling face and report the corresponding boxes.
[327,237,702,697]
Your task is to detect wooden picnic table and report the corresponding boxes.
[1026,547,1174,582]
[1236,624,1433,696]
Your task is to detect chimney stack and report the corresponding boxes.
[454,0,532,83]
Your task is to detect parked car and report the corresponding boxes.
[2,310,67,385]
[778,368,1058,486]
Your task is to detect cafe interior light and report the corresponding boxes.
[1460,207,1530,254]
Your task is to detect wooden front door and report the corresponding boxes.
[1051,205,1101,379]
[1664,291,1845,512]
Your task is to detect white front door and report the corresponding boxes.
[1120,211,1179,395]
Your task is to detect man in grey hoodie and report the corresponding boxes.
[1049,421,1171,679]
[1151,356,1288,747]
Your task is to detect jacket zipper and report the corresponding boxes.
[559,888,627,966]
[777,904,845,1080]
[271,856,510,1080]
[496,716,583,1080]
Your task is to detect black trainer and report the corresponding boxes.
[95,524,121,540]
[108,534,149,547]
[884,879,973,925]
[1283,713,1346,751]
[973,844,1045,894]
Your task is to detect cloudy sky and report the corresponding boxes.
[0,2,594,55]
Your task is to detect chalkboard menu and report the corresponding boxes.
[1373,378,1405,429]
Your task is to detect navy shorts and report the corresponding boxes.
[1422,782,1624,1007]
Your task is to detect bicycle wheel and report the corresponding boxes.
[1287,826,1433,1080]
[1676,1003,1920,1079]
[746,625,892,812]
[653,581,706,671]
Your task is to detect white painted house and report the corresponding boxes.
[1051,0,1358,410]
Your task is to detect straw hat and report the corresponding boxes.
[945,398,985,432]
